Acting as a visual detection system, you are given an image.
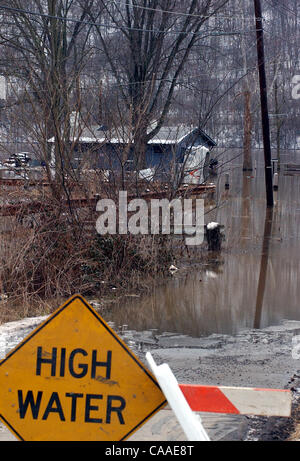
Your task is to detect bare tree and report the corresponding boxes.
[0,0,94,195]
[88,0,230,170]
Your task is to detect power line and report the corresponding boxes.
[0,4,255,38]
[264,0,299,18]
[105,0,259,22]
[7,63,257,94]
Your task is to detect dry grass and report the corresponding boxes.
[0,199,175,323]
[0,176,212,323]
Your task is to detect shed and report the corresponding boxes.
[48,123,217,183]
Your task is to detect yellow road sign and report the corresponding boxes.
[0,295,166,441]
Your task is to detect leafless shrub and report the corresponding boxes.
[0,201,174,312]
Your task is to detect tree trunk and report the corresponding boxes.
[133,115,148,171]
[274,78,281,170]
[243,90,253,171]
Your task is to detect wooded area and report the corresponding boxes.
[0,0,298,182]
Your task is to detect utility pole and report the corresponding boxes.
[253,0,274,207]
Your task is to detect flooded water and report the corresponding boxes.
[104,149,300,337]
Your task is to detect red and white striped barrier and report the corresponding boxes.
[179,384,292,418]
[146,353,292,422]
[147,353,293,441]
[146,353,292,442]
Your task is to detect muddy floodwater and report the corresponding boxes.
[104,150,300,337]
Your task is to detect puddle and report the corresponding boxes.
[103,150,300,337]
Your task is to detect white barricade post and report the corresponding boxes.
[146,352,210,442]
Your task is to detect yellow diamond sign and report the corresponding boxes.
[0,295,166,441]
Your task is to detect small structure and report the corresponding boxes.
[48,122,217,183]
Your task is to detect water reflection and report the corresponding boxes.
[253,207,273,329]
[104,151,300,337]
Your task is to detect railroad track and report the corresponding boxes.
[0,184,216,217]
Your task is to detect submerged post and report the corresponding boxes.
[273,173,279,191]
[225,173,230,190]
[206,222,222,251]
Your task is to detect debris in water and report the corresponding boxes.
[169,264,178,274]
[206,270,218,279]
[207,222,219,230]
